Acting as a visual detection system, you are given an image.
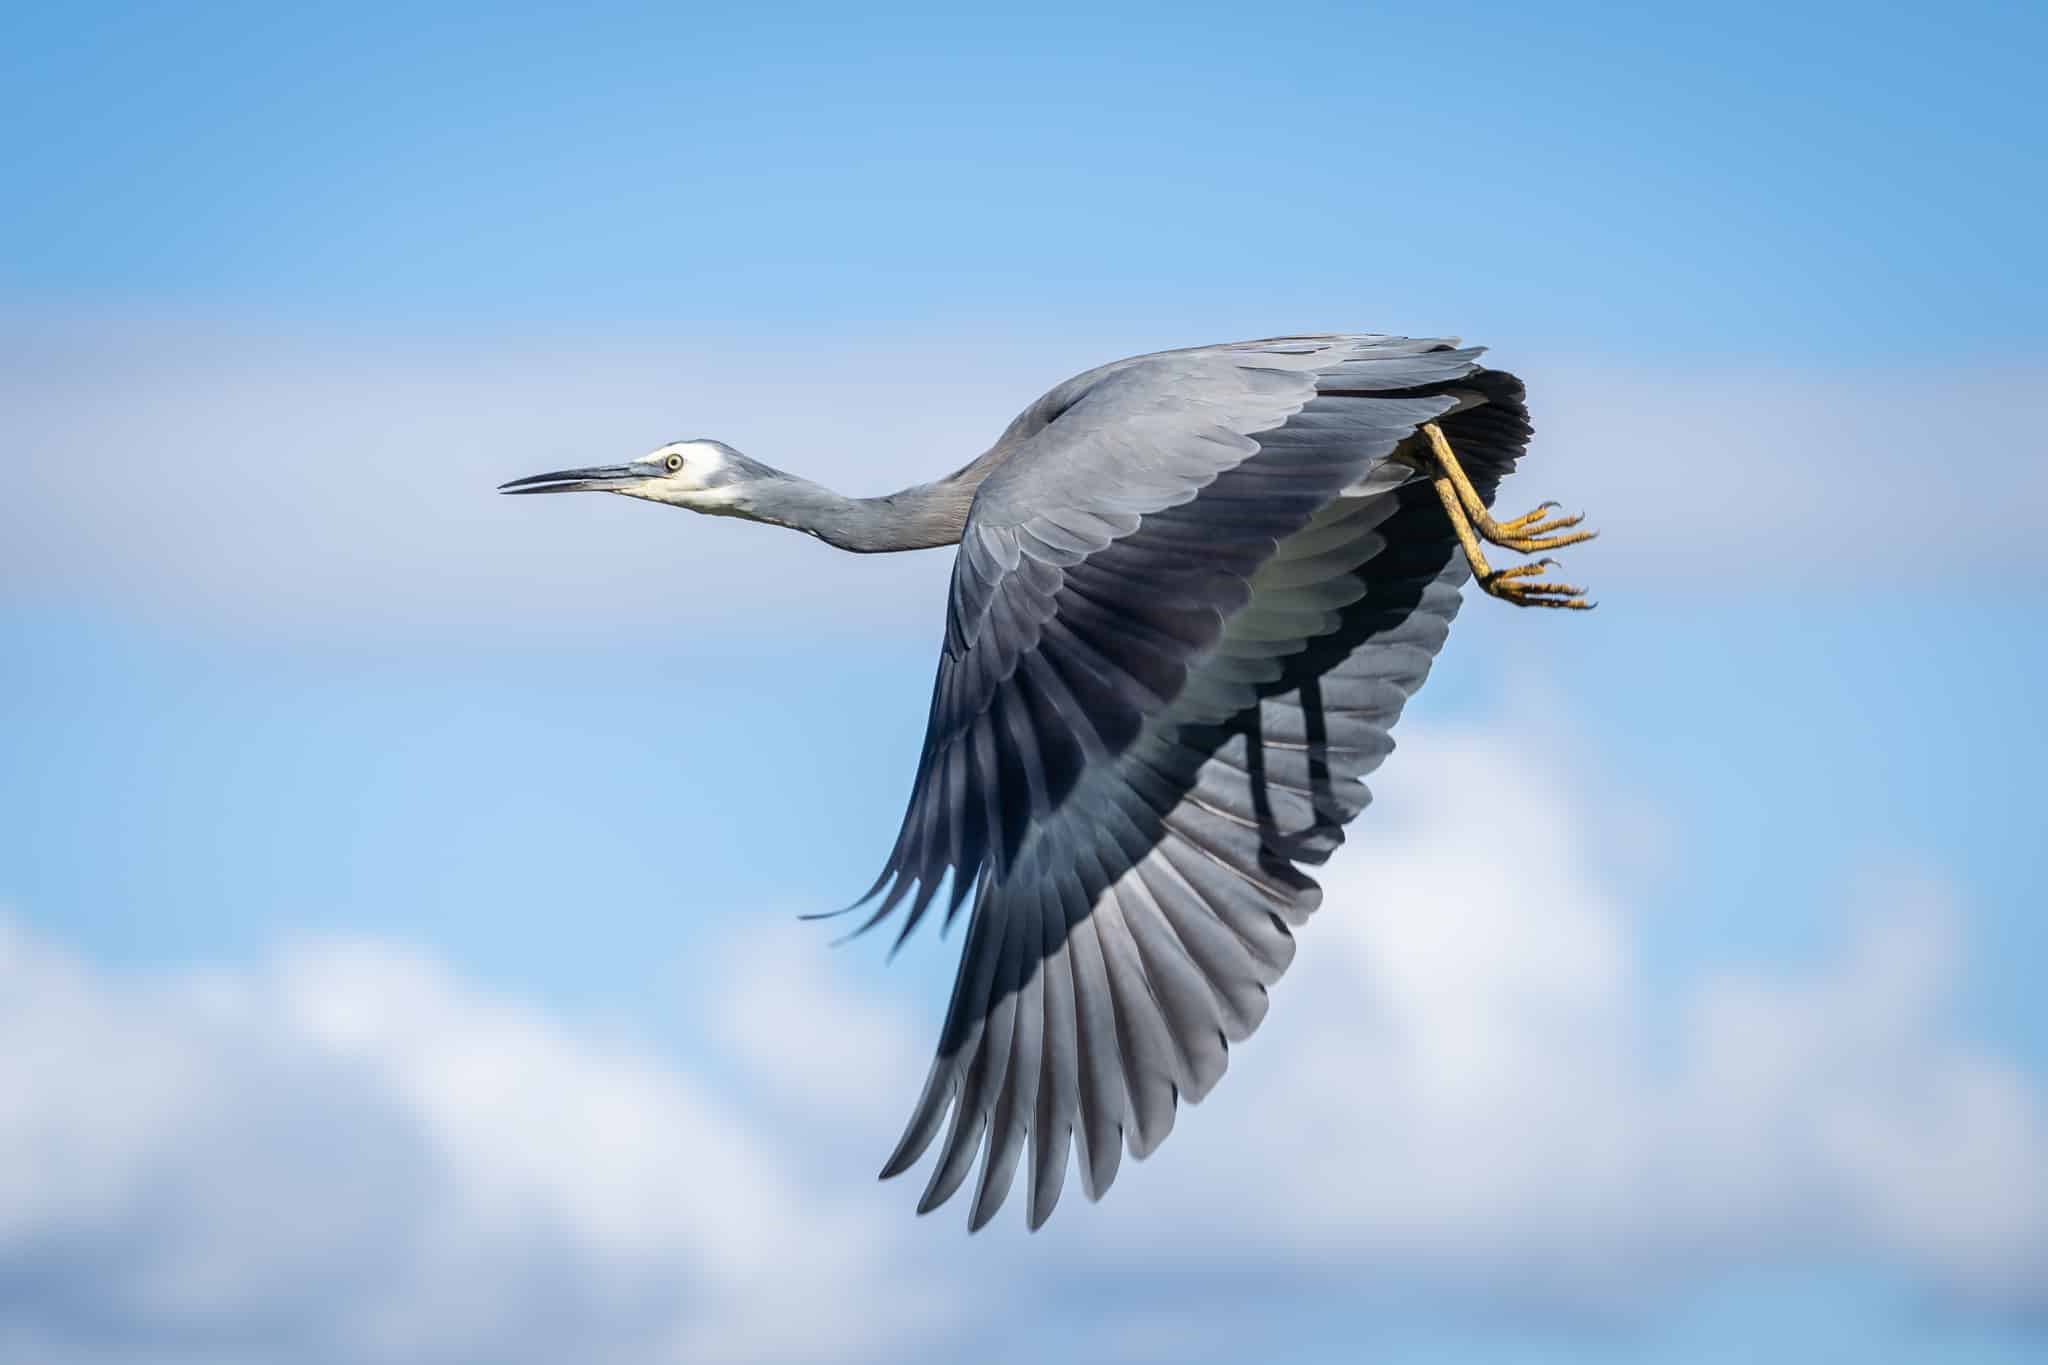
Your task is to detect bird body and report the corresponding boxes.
[503,334,1597,1230]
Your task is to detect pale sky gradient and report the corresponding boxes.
[3,1,2044,1361]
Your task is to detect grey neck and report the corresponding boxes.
[734,474,979,554]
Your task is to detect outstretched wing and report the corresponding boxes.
[855,335,1531,1228]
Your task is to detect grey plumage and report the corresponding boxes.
[502,334,1536,1230]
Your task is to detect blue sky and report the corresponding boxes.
[3,3,2045,1362]
[5,2,2043,351]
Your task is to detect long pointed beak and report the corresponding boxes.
[498,464,643,495]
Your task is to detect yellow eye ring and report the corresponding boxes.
[666,453,684,472]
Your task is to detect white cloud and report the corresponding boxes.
[1061,724,2048,1318]
[6,323,2043,640]
[0,918,962,1365]
[0,719,2042,1362]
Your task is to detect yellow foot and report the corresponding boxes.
[1490,519,1597,555]
[1478,559,1595,610]
[1420,420,1601,610]
[1421,422,1601,554]
[1492,501,1564,535]
[1487,502,1595,552]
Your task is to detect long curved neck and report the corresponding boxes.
[733,473,980,554]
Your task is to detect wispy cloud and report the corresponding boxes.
[2,718,2039,1363]
[8,326,2041,641]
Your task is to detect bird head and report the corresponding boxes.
[498,439,768,514]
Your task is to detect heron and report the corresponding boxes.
[501,334,1597,1231]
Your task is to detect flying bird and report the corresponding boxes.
[501,334,1597,1230]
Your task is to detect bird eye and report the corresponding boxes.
[665,453,684,472]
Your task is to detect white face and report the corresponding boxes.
[618,440,741,510]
